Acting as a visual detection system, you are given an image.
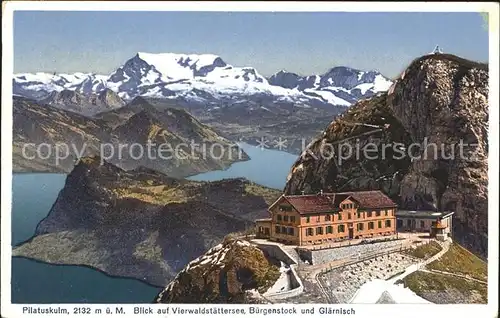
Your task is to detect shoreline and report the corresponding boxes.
[12,255,165,290]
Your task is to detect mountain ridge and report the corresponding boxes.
[13,52,393,116]
[13,157,281,287]
[13,96,247,176]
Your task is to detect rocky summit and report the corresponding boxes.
[284,54,489,258]
[155,238,280,304]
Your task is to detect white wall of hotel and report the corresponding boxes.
[395,211,454,235]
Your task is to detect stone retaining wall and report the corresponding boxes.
[299,239,404,265]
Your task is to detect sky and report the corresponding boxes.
[13,11,488,78]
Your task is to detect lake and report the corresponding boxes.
[11,143,297,303]
[188,142,297,189]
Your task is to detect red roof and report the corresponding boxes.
[339,191,398,210]
[276,190,396,215]
[283,195,338,215]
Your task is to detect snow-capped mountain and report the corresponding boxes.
[268,67,392,105]
[13,52,393,114]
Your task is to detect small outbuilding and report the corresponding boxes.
[395,210,454,240]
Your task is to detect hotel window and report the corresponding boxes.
[420,220,425,228]
[348,213,352,220]
[385,210,388,216]
[306,228,313,236]
[367,211,372,218]
[306,216,310,223]
[280,205,292,212]
[290,216,296,223]
[288,227,294,235]
[357,223,364,231]
[284,215,289,222]
[277,215,282,222]
[325,214,331,221]
[326,226,333,234]
[338,213,343,221]
[338,224,345,233]
[316,216,321,222]
[316,227,323,235]
[407,219,412,227]
[281,226,287,234]
[357,212,361,218]
[368,222,374,230]
[386,220,392,228]
[378,221,382,228]
[376,210,381,217]
[275,226,281,234]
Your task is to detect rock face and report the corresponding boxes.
[13,157,281,287]
[284,54,489,257]
[42,88,125,116]
[155,238,280,303]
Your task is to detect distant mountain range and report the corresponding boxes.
[13,52,392,116]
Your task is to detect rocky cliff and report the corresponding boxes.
[155,238,280,303]
[42,88,125,116]
[13,157,280,287]
[284,54,489,257]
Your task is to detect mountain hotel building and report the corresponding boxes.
[255,190,397,246]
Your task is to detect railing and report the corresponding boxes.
[299,235,402,251]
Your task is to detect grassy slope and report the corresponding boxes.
[403,241,442,259]
[403,271,487,304]
[402,243,488,303]
[427,243,487,281]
